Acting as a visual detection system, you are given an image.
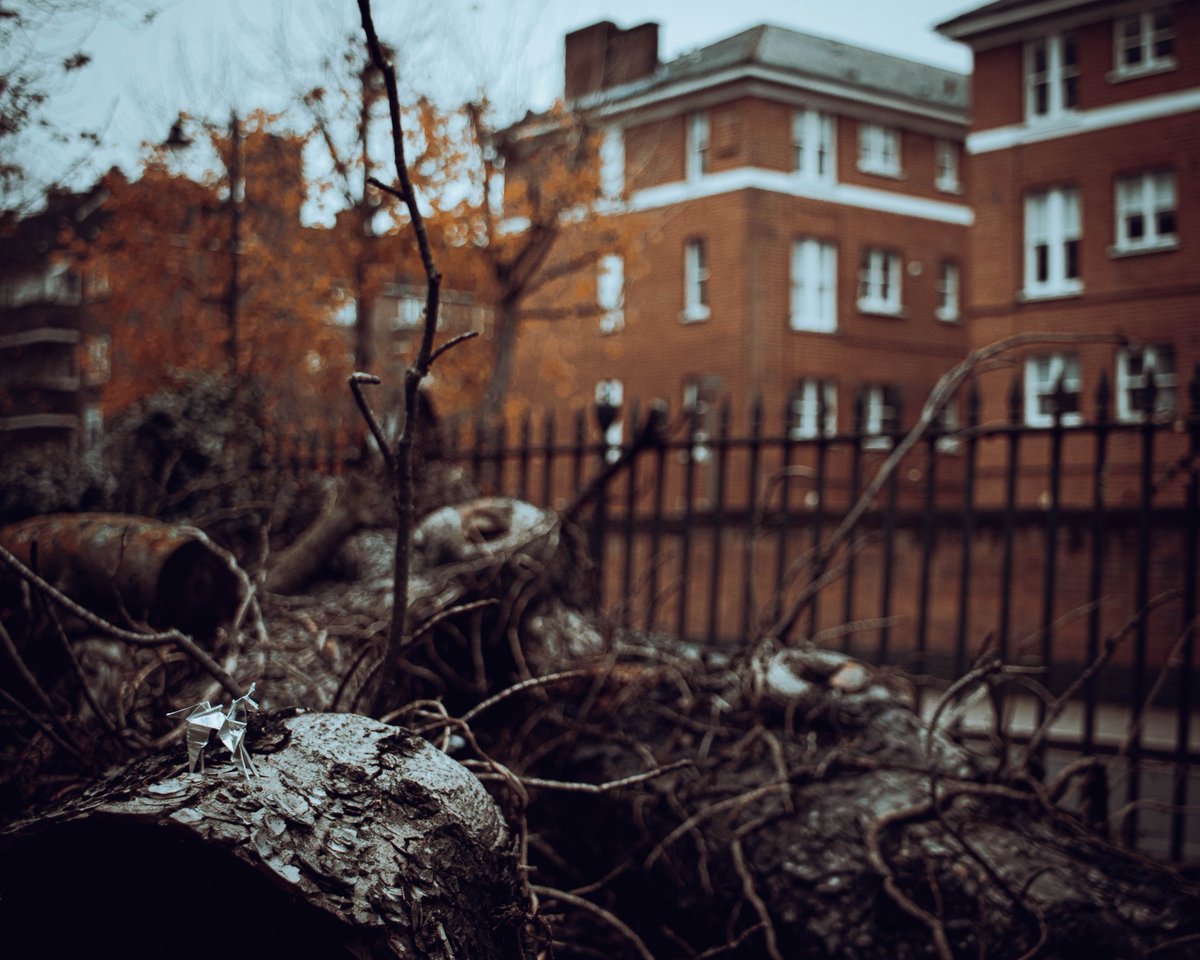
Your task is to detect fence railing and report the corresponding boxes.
[444,368,1200,863]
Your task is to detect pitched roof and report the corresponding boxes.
[581,24,969,115]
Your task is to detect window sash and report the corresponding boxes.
[858,249,901,312]
[599,127,624,199]
[684,240,710,321]
[858,124,899,175]
[687,112,710,180]
[1024,187,1081,294]
[1024,353,1082,426]
[793,109,835,182]
[1117,344,1176,420]
[790,379,837,439]
[935,140,959,191]
[1116,171,1176,249]
[936,261,960,321]
[1116,10,1175,73]
[790,239,837,332]
[598,254,624,332]
[1026,33,1078,119]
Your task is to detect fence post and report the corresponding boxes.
[742,396,764,640]
[954,380,980,676]
[1084,372,1111,757]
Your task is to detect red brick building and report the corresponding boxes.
[937,0,1199,503]
[505,20,974,448]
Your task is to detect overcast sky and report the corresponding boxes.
[25,0,977,194]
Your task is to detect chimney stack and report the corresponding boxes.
[564,21,659,100]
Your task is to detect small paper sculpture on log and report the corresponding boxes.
[168,684,259,777]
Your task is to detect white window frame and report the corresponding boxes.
[83,334,111,386]
[394,295,423,330]
[597,254,625,333]
[935,400,962,454]
[862,384,900,450]
[1114,171,1176,253]
[1025,32,1079,121]
[1116,344,1176,422]
[1024,353,1082,427]
[857,248,902,316]
[793,109,835,183]
[686,111,710,182]
[1025,187,1082,298]
[599,126,624,200]
[83,404,103,452]
[683,239,711,322]
[790,238,837,333]
[935,140,960,193]
[595,379,625,459]
[789,378,837,439]
[936,260,960,322]
[857,123,900,176]
[1114,9,1175,78]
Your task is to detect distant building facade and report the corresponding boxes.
[506,20,974,449]
[937,0,1198,500]
[0,184,112,456]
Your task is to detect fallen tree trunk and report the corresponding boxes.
[0,710,530,960]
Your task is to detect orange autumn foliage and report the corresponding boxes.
[71,117,354,434]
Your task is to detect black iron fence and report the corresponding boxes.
[444,368,1200,863]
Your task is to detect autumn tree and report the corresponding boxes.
[70,113,351,435]
[447,100,635,423]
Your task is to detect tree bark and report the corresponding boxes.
[0,710,529,959]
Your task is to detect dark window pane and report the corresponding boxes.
[1126,44,1144,66]
[1065,240,1079,279]
[1036,245,1049,282]
[1063,76,1078,108]
[1035,82,1048,114]
[1128,214,1145,240]
[1063,34,1078,67]
[1155,36,1174,58]
[1157,211,1176,237]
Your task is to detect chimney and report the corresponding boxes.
[564,21,659,100]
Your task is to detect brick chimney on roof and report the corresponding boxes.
[564,20,659,100]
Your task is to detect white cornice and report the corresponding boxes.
[591,64,967,128]
[629,168,974,225]
[968,85,1200,154]
[938,0,1169,52]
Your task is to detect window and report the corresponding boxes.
[599,127,624,199]
[789,378,837,439]
[1115,9,1174,76]
[936,261,960,322]
[333,296,357,327]
[598,254,624,333]
[790,239,837,332]
[1025,353,1082,427]
[83,404,103,451]
[793,109,835,182]
[683,239,710,322]
[858,248,902,315]
[394,296,423,330]
[862,384,901,449]
[687,111,710,181]
[83,334,111,386]
[683,375,724,473]
[1115,171,1176,252]
[935,140,960,192]
[1026,32,1079,120]
[1025,187,1081,297]
[595,379,625,459]
[858,123,900,176]
[935,400,962,454]
[1117,344,1176,422]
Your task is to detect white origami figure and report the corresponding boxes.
[168,683,259,777]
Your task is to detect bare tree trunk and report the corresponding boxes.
[481,302,519,425]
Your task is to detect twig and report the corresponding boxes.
[429,330,480,366]
[0,617,86,756]
[645,782,792,868]
[562,403,667,523]
[531,885,656,960]
[458,669,592,725]
[0,685,83,761]
[0,543,241,699]
[348,373,394,474]
[730,827,783,960]
[863,799,954,960]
